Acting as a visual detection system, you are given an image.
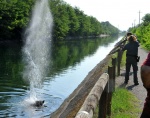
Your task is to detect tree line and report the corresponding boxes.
[0,0,119,41]
[130,13,150,50]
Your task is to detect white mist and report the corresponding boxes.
[23,0,53,99]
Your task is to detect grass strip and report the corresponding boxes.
[111,88,141,118]
[93,88,141,118]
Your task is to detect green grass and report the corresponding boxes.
[120,51,126,66]
[111,88,141,118]
[93,88,141,118]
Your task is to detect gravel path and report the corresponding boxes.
[115,47,149,117]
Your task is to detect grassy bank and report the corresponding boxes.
[93,87,141,118]
[111,88,141,118]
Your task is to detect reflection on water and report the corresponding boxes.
[49,36,118,76]
[0,35,122,117]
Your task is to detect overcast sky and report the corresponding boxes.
[63,0,150,31]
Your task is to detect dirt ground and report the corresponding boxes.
[115,47,149,117]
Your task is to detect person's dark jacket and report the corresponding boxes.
[122,40,139,56]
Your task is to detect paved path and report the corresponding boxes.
[115,47,149,117]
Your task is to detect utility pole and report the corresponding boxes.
[138,10,141,25]
[134,19,136,28]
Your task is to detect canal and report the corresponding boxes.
[0,35,123,118]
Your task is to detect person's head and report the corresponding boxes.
[128,35,136,42]
[127,32,132,36]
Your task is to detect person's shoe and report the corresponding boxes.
[134,83,139,86]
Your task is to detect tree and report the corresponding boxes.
[142,13,150,26]
[101,21,119,35]
[50,0,70,40]
[0,0,34,40]
[66,5,79,37]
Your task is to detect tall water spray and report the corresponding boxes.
[23,0,53,99]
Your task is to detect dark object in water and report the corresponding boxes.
[32,100,45,107]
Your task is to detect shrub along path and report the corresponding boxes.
[115,47,148,117]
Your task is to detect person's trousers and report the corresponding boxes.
[125,58,138,83]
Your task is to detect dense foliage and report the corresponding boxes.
[130,13,150,50]
[101,21,119,35]
[0,0,119,41]
[0,0,35,40]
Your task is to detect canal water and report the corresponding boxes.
[0,36,123,118]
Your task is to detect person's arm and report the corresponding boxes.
[141,52,150,88]
[136,40,140,47]
[121,44,127,51]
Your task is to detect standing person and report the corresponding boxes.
[122,34,140,85]
[140,52,150,118]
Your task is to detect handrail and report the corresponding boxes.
[75,73,109,118]
[75,59,116,118]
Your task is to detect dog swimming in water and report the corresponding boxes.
[31,100,45,107]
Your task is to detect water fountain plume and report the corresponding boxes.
[23,0,53,99]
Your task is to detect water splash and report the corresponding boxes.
[23,0,53,99]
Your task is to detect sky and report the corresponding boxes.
[63,0,150,31]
